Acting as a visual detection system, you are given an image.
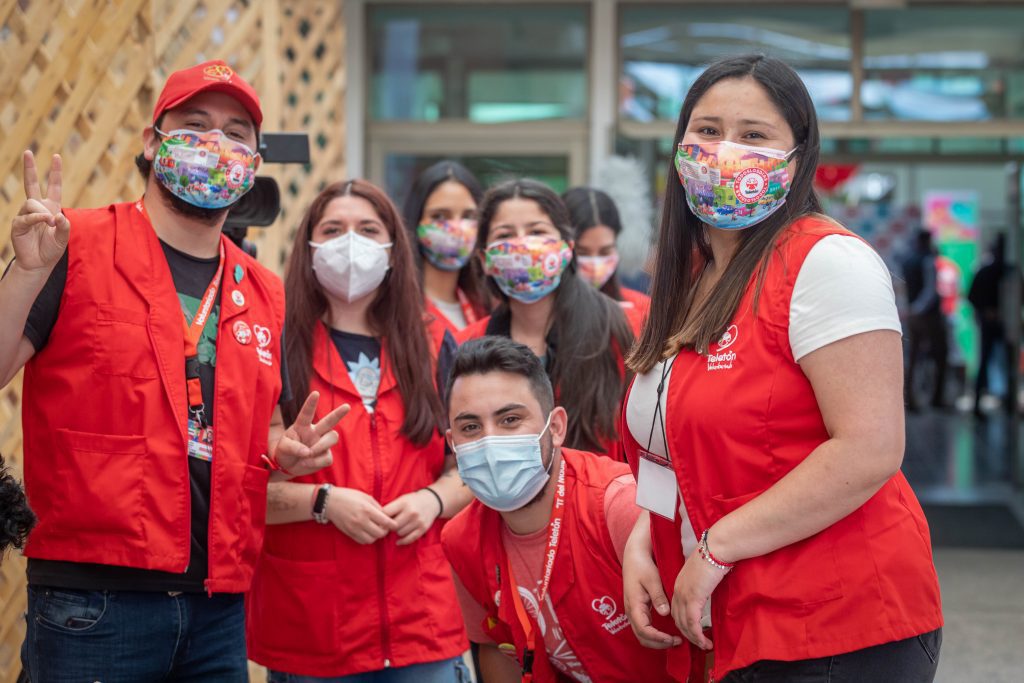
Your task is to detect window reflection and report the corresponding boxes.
[619,7,851,122]
[863,8,1024,121]
[369,5,588,122]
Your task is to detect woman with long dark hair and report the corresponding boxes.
[402,160,490,333]
[562,186,650,323]
[247,180,472,682]
[619,55,942,682]
[456,178,635,460]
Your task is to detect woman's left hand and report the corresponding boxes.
[383,490,442,546]
[671,556,728,650]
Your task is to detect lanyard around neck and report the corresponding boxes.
[504,458,566,683]
[137,199,225,426]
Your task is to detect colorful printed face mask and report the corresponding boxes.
[416,219,477,271]
[485,236,573,304]
[153,128,259,209]
[675,140,795,230]
[576,253,620,289]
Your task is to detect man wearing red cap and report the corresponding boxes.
[0,60,344,680]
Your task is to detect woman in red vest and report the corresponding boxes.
[456,179,636,460]
[562,186,650,324]
[246,180,472,681]
[402,160,491,334]
[621,55,943,682]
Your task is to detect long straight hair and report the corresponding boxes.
[477,179,634,453]
[401,160,490,316]
[628,54,823,374]
[562,186,625,300]
[284,179,444,446]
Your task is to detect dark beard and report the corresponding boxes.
[154,175,230,226]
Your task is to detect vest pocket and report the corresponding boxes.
[239,465,270,569]
[249,554,340,658]
[49,429,146,539]
[93,307,159,379]
[413,542,465,643]
[710,491,844,610]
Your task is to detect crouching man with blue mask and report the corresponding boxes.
[441,336,673,683]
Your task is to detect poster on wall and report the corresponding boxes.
[924,191,980,241]
[923,190,980,375]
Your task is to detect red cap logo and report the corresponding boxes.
[152,60,262,128]
[203,64,234,82]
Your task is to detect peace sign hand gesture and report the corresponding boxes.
[11,151,70,273]
[273,391,350,478]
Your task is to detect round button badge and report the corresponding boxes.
[233,321,252,345]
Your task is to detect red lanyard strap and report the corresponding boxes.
[457,288,479,326]
[136,199,225,426]
[505,459,566,683]
[182,239,225,425]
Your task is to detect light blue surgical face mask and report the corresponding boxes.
[454,414,553,512]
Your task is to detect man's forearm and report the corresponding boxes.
[0,263,48,385]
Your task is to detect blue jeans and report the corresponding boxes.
[720,628,942,682]
[268,657,471,683]
[22,587,247,682]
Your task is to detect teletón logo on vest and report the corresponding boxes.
[591,595,629,634]
[707,324,739,371]
[253,324,274,367]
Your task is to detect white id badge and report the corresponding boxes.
[636,449,678,520]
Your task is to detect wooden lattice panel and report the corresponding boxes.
[0,2,346,681]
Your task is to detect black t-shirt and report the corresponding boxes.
[327,326,457,413]
[16,242,289,593]
[330,328,383,412]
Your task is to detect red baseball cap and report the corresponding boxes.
[152,60,263,129]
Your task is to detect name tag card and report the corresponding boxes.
[636,449,677,520]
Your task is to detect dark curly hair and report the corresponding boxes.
[1,455,35,556]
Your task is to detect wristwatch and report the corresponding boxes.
[312,483,332,524]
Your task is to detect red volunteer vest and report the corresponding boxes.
[443,449,673,683]
[622,216,943,680]
[22,202,285,594]
[619,287,651,330]
[456,318,630,462]
[246,321,466,677]
[425,288,484,335]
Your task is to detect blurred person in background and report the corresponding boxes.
[901,228,950,410]
[563,186,651,326]
[403,160,491,334]
[1,455,35,558]
[456,179,636,461]
[968,232,1012,418]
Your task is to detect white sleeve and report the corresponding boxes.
[789,235,902,362]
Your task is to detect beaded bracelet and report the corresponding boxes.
[697,529,735,571]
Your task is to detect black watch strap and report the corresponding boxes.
[312,483,331,524]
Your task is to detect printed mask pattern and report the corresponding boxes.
[675,140,792,230]
[154,129,258,209]
[417,219,477,270]
[485,236,573,304]
[576,253,620,289]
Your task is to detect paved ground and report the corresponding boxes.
[932,547,1024,682]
